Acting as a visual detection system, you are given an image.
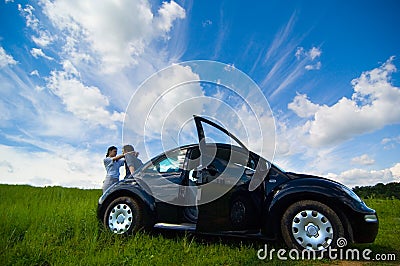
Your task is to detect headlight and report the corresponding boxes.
[364,214,378,222]
[342,185,363,202]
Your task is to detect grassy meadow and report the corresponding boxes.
[0,184,399,265]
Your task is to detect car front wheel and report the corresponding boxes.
[281,200,345,251]
[103,196,144,235]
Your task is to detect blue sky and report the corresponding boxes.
[0,0,399,188]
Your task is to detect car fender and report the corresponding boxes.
[263,177,355,239]
[98,179,157,224]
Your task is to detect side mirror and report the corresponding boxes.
[245,168,255,176]
[205,165,220,176]
[248,159,271,191]
[258,159,271,172]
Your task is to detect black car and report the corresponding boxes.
[97,115,378,252]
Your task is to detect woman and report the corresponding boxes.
[102,146,125,193]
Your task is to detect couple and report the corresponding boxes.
[102,144,143,193]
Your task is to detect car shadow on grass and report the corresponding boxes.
[149,226,280,250]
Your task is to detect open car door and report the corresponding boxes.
[192,115,269,232]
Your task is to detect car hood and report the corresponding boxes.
[285,172,323,180]
[284,172,351,191]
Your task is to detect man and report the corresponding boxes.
[122,144,143,178]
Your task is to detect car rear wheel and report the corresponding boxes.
[230,196,256,229]
[103,196,144,235]
[281,200,345,251]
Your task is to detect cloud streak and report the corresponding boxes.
[257,10,322,99]
[0,47,17,67]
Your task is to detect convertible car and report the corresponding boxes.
[97,115,378,252]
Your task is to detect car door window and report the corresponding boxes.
[202,147,252,184]
[157,156,181,173]
[146,149,186,174]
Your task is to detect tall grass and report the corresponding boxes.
[1,184,398,265]
[363,198,400,255]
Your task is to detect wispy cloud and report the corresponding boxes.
[0,47,17,67]
[263,11,298,64]
[30,48,53,60]
[212,13,230,59]
[257,11,322,98]
[270,46,322,97]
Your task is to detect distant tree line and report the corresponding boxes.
[353,182,400,199]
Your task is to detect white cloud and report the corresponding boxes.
[30,48,53,60]
[30,70,40,76]
[295,46,322,71]
[18,4,39,30]
[305,61,321,70]
[123,64,204,154]
[122,61,277,163]
[31,31,55,47]
[351,154,375,165]
[46,60,124,129]
[291,57,400,147]
[274,121,293,157]
[0,47,17,67]
[202,20,212,27]
[39,0,185,73]
[18,4,55,47]
[0,160,14,173]
[224,64,236,72]
[154,1,186,34]
[1,0,189,189]
[0,144,104,189]
[381,135,400,149]
[391,163,400,177]
[309,47,321,60]
[288,93,321,118]
[0,56,117,143]
[295,46,321,61]
[328,165,400,188]
[295,47,304,59]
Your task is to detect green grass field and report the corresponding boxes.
[0,184,399,265]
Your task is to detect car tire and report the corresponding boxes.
[230,196,255,229]
[103,196,144,235]
[281,200,345,252]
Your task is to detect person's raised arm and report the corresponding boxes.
[112,154,125,161]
